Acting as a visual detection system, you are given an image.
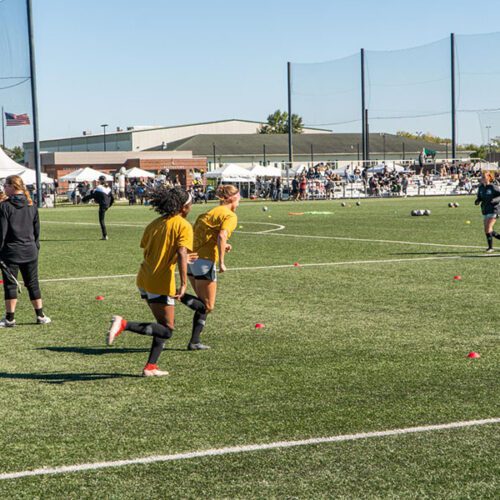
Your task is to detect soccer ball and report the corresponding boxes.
[341,202,346,207]
[454,202,459,208]
[356,201,361,206]
[411,210,417,216]
[448,202,453,208]
[262,206,268,212]
[424,209,431,216]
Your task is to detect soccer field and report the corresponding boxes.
[0,196,499,498]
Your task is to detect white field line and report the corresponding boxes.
[1,417,498,481]
[37,254,497,284]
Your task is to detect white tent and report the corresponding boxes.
[205,164,255,182]
[17,169,54,185]
[59,167,113,183]
[125,167,155,178]
[250,165,281,177]
[0,147,25,176]
[367,163,405,174]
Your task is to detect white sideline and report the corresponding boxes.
[37,254,497,284]
[1,418,498,480]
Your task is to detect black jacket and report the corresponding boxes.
[0,194,40,263]
[476,184,500,215]
[83,185,114,209]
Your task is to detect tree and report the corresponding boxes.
[259,109,303,134]
[3,146,24,163]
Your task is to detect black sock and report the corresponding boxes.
[190,311,207,344]
[486,232,493,249]
[35,308,43,317]
[180,294,206,313]
[147,337,165,364]
[125,321,173,339]
[492,231,500,240]
[6,312,14,321]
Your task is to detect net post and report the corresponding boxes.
[361,49,366,161]
[287,62,293,167]
[450,33,456,162]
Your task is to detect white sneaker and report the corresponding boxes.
[107,315,125,346]
[486,248,495,253]
[0,317,16,328]
[37,315,51,325]
[142,368,169,377]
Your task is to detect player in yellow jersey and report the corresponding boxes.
[106,186,194,377]
[181,185,240,350]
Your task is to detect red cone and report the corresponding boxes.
[0,280,3,284]
[96,295,105,301]
[453,275,462,281]
[467,352,480,359]
[255,323,265,329]
[294,262,300,267]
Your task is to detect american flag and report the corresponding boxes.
[5,112,31,126]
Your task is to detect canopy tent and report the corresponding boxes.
[0,146,25,176]
[250,165,282,177]
[125,167,155,178]
[59,167,113,183]
[17,169,53,185]
[205,164,255,182]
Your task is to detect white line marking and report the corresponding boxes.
[38,254,497,284]
[1,418,498,480]
[43,221,144,228]
[236,221,286,234]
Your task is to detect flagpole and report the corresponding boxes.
[1,106,4,149]
[26,0,42,206]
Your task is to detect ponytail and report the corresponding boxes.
[216,184,239,204]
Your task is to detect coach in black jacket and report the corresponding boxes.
[83,175,114,240]
[0,175,50,327]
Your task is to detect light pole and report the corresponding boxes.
[101,123,108,151]
[486,126,492,158]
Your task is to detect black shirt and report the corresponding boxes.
[0,194,40,263]
[476,184,500,215]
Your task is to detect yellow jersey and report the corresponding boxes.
[193,204,238,262]
[136,214,193,296]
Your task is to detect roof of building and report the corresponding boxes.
[147,133,452,155]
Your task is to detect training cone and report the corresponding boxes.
[96,295,105,301]
[255,323,265,329]
[0,280,3,284]
[465,220,471,224]
[453,275,462,281]
[467,352,480,359]
[293,262,300,267]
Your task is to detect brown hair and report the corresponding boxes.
[5,175,33,206]
[216,184,239,203]
[482,171,494,183]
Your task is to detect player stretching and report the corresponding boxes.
[181,185,240,350]
[106,187,193,377]
[475,172,500,253]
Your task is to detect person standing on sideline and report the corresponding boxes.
[0,175,50,327]
[475,171,500,252]
[106,187,195,377]
[82,175,114,240]
[182,185,240,350]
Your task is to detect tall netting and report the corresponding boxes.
[290,53,361,132]
[456,32,500,145]
[0,0,33,154]
[365,38,451,140]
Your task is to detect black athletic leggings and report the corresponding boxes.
[99,207,108,238]
[2,259,41,300]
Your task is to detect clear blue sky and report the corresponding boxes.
[13,0,500,145]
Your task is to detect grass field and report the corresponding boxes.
[0,196,499,499]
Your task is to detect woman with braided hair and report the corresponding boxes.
[106,186,194,377]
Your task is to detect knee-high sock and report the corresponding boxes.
[492,231,500,240]
[190,311,208,344]
[125,321,173,339]
[486,232,493,249]
[147,337,166,365]
[180,293,206,313]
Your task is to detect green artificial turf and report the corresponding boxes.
[0,196,498,498]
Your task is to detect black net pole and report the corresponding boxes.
[287,62,293,189]
[361,49,366,161]
[450,33,456,161]
[365,109,370,161]
[26,0,42,207]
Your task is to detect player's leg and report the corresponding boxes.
[0,263,19,327]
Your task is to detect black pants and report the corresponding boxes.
[99,207,108,238]
[2,259,41,300]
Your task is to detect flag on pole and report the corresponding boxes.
[5,112,31,126]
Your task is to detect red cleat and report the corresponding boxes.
[107,315,127,346]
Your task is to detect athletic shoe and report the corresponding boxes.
[36,315,52,325]
[188,342,211,351]
[107,315,126,346]
[142,366,169,377]
[101,236,109,241]
[0,317,16,328]
[486,248,495,253]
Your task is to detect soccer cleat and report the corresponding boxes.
[486,248,495,253]
[142,364,169,377]
[36,315,51,325]
[101,236,109,241]
[188,342,211,351]
[0,317,16,328]
[107,315,126,346]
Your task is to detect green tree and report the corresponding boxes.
[259,110,303,134]
[2,146,24,163]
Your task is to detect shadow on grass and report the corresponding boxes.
[37,346,148,355]
[0,371,141,384]
[390,251,498,257]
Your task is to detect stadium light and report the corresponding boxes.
[101,124,108,151]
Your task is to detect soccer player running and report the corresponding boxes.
[475,171,500,253]
[182,185,240,350]
[106,187,194,377]
[82,175,114,240]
